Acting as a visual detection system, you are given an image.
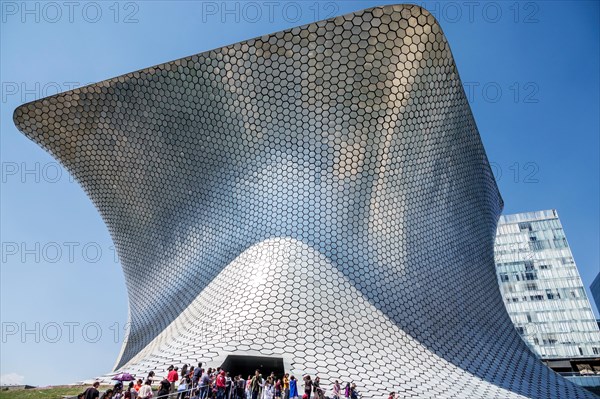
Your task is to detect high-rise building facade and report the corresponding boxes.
[495,210,600,359]
[591,273,600,317]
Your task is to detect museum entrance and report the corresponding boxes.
[220,355,285,378]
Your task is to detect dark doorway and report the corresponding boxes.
[220,355,285,379]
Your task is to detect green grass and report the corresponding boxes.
[0,386,113,399]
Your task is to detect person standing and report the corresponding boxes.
[302,376,312,399]
[245,375,252,399]
[158,378,171,398]
[128,382,138,399]
[177,377,191,399]
[114,382,124,394]
[312,377,321,399]
[232,375,246,399]
[332,381,340,399]
[344,383,350,399]
[274,378,282,399]
[250,371,262,399]
[209,369,217,399]
[262,378,273,399]
[216,371,226,399]
[350,384,357,399]
[288,376,298,399]
[224,372,232,399]
[138,381,153,399]
[282,374,289,399]
[100,389,114,399]
[168,368,180,395]
[181,365,188,381]
[236,375,246,399]
[113,384,123,399]
[193,365,203,388]
[83,382,101,399]
[200,369,211,399]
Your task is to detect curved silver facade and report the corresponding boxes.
[13,4,596,398]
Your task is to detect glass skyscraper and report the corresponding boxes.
[495,209,600,359]
[591,273,600,319]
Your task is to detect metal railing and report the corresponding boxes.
[558,371,600,377]
[128,380,352,399]
[150,380,245,399]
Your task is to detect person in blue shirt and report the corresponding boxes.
[288,376,298,399]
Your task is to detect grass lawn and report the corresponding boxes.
[0,386,116,399]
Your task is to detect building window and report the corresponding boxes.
[530,295,543,301]
[530,240,547,251]
[539,264,550,270]
[526,283,538,291]
[519,222,532,231]
[500,274,509,282]
[593,348,599,355]
[579,347,583,355]
[524,261,534,271]
[553,238,568,249]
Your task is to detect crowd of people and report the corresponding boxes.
[79,363,361,399]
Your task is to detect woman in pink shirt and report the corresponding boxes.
[332,381,341,399]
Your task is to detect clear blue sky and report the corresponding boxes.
[1,0,598,387]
